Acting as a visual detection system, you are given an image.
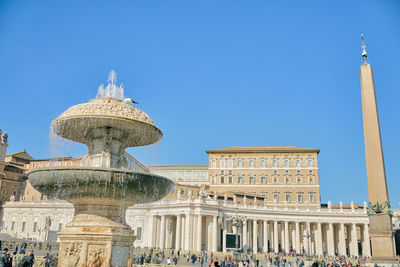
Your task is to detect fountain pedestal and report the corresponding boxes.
[58,214,134,267]
[57,197,136,267]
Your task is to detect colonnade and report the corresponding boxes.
[146,214,371,258]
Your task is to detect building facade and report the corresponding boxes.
[207,147,320,207]
[0,146,399,258]
[0,130,33,203]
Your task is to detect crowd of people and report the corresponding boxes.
[0,241,397,266]
[131,248,397,267]
[0,247,57,267]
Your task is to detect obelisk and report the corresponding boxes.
[360,34,396,262]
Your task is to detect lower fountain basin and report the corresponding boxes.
[27,167,174,205]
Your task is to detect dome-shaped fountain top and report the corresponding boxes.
[52,97,162,147]
[51,71,162,147]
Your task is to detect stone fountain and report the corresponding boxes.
[27,71,174,267]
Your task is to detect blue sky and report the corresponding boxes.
[0,1,399,207]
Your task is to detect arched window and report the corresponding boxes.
[284,159,290,167]
[237,159,243,168]
[249,159,255,168]
[260,159,266,168]
[228,159,233,169]
[308,159,314,167]
[297,194,303,203]
[211,159,216,168]
[272,159,278,167]
[296,159,302,167]
[220,159,225,168]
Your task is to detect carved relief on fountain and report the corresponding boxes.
[87,245,107,267]
[56,98,155,126]
[60,242,83,267]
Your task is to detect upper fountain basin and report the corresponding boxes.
[51,97,162,147]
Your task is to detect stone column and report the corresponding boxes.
[338,223,346,256]
[148,215,155,247]
[223,217,227,252]
[166,216,172,249]
[316,222,323,255]
[291,223,296,253]
[284,221,289,253]
[160,215,166,249]
[181,215,186,250]
[281,223,286,252]
[274,220,279,253]
[176,214,181,250]
[212,215,218,252]
[269,222,274,252]
[350,224,358,257]
[207,217,212,251]
[263,220,268,252]
[295,222,300,254]
[185,214,192,251]
[362,223,371,257]
[197,214,202,252]
[253,219,258,253]
[243,219,248,250]
[327,223,335,256]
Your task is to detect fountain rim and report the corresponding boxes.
[27,166,170,179]
[27,166,175,204]
[50,115,163,147]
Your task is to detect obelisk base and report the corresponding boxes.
[57,214,135,267]
[368,214,397,265]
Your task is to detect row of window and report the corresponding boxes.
[172,187,201,197]
[28,161,70,169]
[211,176,314,184]
[211,158,314,169]
[272,193,316,203]
[218,169,314,176]
[6,221,63,232]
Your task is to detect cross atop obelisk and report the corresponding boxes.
[359,34,396,262]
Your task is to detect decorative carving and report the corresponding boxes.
[62,242,83,267]
[87,245,106,267]
[0,130,8,144]
[44,216,52,230]
[368,201,393,215]
[57,98,155,126]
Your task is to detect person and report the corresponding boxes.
[18,251,34,267]
[0,248,10,267]
[44,253,50,267]
[12,252,18,267]
[167,257,171,265]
